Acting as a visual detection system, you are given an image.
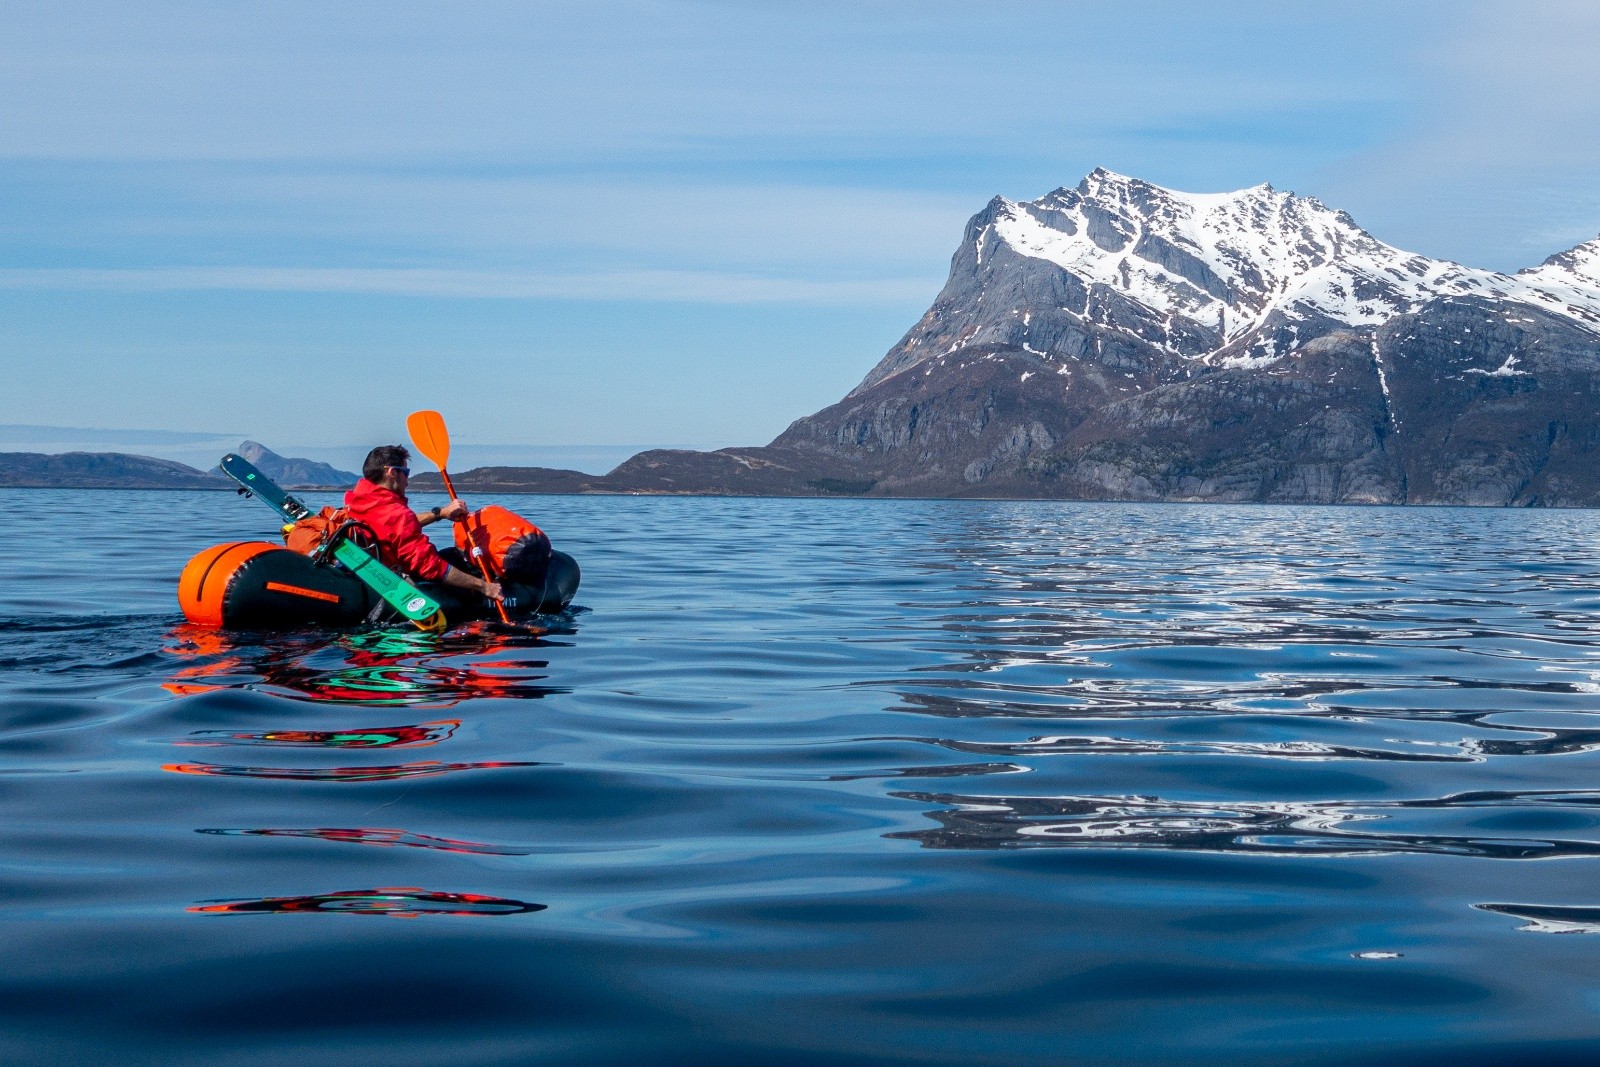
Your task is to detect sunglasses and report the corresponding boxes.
[388,465,411,476]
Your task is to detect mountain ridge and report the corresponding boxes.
[231,441,357,489]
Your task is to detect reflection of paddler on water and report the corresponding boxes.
[164,625,565,707]
[181,721,460,748]
[177,410,579,632]
[189,887,546,917]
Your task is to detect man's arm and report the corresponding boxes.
[416,500,470,526]
[398,500,498,598]
[440,565,502,601]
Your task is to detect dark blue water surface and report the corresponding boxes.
[7,490,1600,1065]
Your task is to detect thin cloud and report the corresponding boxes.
[0,265,936,306]
[0,1,1421,163]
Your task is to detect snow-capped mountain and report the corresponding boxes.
[458,170,1600,507]
[858,169,1600,389]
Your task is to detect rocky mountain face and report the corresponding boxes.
[233,441,356,489]
[854,169,1598,385]
[479,169,1598,506]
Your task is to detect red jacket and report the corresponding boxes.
[343,478,449,581]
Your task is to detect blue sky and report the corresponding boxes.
[2,0,1598,468]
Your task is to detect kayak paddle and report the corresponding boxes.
[406,410,512,624]
[406,409,457,499]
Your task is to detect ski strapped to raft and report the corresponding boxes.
[219,454,447,633]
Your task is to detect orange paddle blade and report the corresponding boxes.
[406,410,451,470]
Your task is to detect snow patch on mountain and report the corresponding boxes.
[1517,236,1600,325]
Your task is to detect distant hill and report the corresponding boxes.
[410,466,595,494]
[234,441,357,489]
[0,452,227,489]
[0,441,357,489]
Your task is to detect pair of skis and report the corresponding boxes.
[220,454,447,633]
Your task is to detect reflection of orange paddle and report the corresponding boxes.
[406,410,511,624]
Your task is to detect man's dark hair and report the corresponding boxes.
[362,445,411,483]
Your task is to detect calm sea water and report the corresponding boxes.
[6,489,1600,1065]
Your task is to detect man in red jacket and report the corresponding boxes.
[345,445,502,602]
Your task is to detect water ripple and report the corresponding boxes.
[890,789,1600,858]
[1476,903,1600,934]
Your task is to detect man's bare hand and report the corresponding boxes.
[482,580,503,601]
[442,500,470,522]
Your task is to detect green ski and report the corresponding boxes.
[219,453,446,632]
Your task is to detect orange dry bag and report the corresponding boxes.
[454,505,552,585]
[282,506,349,555]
